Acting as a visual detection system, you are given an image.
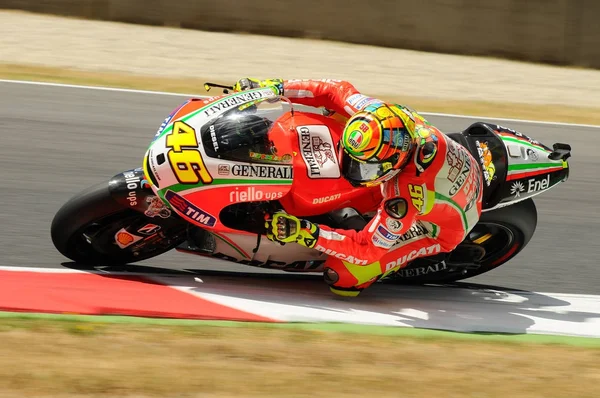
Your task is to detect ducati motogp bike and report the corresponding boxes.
[51,85,571,284]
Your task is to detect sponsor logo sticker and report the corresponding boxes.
[384,244,442,271]
[218,164,230,175]
[386,218,403,233]
[137,224,161,235]
[297,125,341,179]
[165,190,217,227]
[312,193,341,205]
[114,228,144,249]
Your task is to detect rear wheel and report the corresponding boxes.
[51,181,187,268]
[385,198,537,284]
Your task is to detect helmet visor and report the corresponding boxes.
[341,151,393,186]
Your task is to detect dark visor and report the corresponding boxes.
[341,151,393,187]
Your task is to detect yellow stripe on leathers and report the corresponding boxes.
[342,260,383,285]
[339,259,403,293]
[329,287,360,297]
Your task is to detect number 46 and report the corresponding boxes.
[165,121,213,185]
[408,184,424,212]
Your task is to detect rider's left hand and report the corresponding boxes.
[265,211,319,249]
[233,78,284,95]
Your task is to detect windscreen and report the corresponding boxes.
[200,98,291,164]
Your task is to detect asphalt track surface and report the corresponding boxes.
[1,81,598,295]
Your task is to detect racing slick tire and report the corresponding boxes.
[51,181,186,268]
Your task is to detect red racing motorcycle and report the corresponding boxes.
[51,85,571,284]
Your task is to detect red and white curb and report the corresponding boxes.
[1,266,599,338]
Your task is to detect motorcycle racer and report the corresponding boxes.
[234,78,484,296]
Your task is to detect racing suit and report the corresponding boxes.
[274,79,484,296]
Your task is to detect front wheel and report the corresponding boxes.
[385,198,538,284]
[51,181,188,268]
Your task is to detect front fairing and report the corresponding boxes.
[142,89,297,231]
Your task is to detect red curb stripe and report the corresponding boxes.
[0,270,275,322]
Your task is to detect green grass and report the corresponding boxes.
[1,311,599,347]
[0,311,598,398]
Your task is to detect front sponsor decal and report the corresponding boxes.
[115,228,143,249]
[203,90,274,117]
[312,193,341,204]
[137,223,161,235]
[148,149,165,183]
[165,190,217,227]
[314,245,368,265]
[297,125,341,179]
[123,170,142,206]
[384,243,442,270]
[144,196,172,219]
[209,124,219,151]
[217,164,230,175]
[229,186,284,203]
[231,164,293,179]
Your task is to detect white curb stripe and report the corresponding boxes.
[2,266,599,337]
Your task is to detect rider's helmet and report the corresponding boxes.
[340,103,418,187]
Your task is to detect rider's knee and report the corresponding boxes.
[323,266,378,297]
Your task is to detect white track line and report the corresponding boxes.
[0,78,198,98]
[1,78,599,129]
[0,265,190,277]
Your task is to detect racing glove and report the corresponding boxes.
[265,211,319,249]
[233,78,284,95]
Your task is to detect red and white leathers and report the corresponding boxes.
[282,79,484,296]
